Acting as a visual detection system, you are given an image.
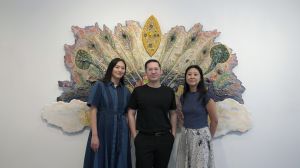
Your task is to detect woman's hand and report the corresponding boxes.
[178,111,184,121]
[91,135,100,152]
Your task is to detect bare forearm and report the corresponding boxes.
[209,120,218,137]
[127,110,137,138]
[207,99,218,138]
[90,107,98,136]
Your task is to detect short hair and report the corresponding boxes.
[144,59,161,70]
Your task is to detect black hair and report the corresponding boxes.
[102,58,126,85]
[144,59,161,70]
[182,65,207,105]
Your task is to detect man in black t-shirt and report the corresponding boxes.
[128,59,177,168]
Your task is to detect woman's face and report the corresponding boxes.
[186,68,201,87]
[112,61,126,80]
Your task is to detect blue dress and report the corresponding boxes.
[83,81,132,168]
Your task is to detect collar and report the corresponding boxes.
[107,81,123,88]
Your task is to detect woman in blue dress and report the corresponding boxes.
[83,58,132,168]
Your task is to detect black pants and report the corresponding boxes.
[134,132,174,168]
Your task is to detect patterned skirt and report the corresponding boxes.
[176,127,215,168]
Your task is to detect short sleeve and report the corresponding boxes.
[125,87,132,112]
[128,88,138,110]
[170,90,177,110]
[87,81,102,107]
[203,92,212,106]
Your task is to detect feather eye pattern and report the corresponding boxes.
[60,21,244,103]
[43,18,251,136]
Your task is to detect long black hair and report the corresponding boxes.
[102,58,126,85]
[182,65,207,104]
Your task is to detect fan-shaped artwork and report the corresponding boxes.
[42,16,251,137]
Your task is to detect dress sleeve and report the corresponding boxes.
[87,81,102,107]
[125,87,132,112]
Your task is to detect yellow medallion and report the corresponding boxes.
[142,15,161,56]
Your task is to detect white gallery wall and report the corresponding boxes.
[0,0,299,167]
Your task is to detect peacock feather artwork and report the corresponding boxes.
[42,16,251,137]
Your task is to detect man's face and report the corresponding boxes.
[145,62,162,82]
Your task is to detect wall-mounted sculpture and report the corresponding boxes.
[42,16,251,137]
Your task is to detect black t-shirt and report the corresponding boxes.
[128,84,177,132]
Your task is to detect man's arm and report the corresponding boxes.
[127,108,137,138]
[170,110,177,136]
